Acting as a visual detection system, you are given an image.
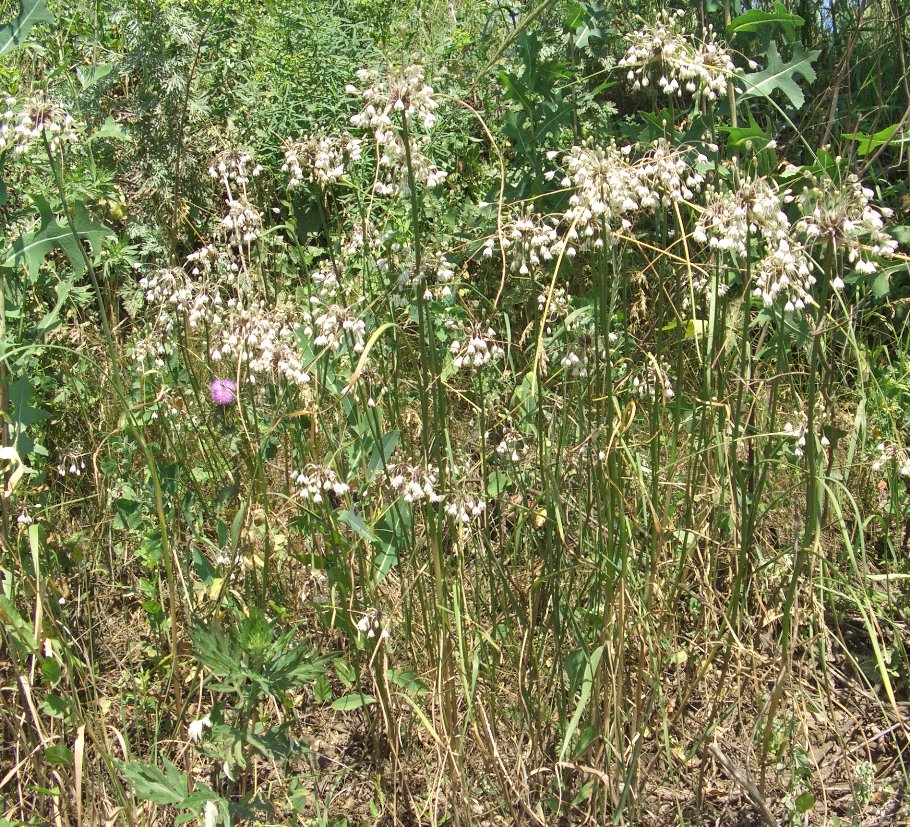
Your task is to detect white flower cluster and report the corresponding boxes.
[872,442,910,477]
[139,267,223,332]
[0,96,77,155]
[560,349,589,378]
[693,178,789,257]
[213,301,311,386]
[208,150,262,189]
[753,241,816,313]
[357,608,389,641]
[449,324,504,372]
[537,286,571,319]
[385,463,443,504]
[639,139,705,204]
[348,65,447,196]
[482,209,559,275]
[294,464,351,503]
[219,198,262,246]
[395,250,457,301]
[309,264,341,300]
[783,417,809,458]
[185,244,232,279]
[557,141,641,251]
[494,429,526,463]
[633,360,675,401]
[445,494,486,524]
[797,174,897,275]
[308,302,367,353]
[57,450,87,477]
[619,10,736,102]
[282,133,362,189]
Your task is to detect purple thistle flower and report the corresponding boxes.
[210,378,237,406]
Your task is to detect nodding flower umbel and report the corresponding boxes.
[0,96,78,155]
[347,65,447,196]
[619,10,737,103]
[282,132,362,189]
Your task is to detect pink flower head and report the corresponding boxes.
[210,378,237,406]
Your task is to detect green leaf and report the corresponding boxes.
[89,116,130,143]
[76,62,112,90]
[387,668,429,696]
[0,593,37,654]
[0,0,53,57]
[331,692,376,711]
[313,673,333,703]
[486,470,513,497]
[40,694,70,718]
[872,270,891,299]
[340,509,376,543]
[367,430,399,472]
[44,744,73,766]
[41,657,62,685]
[739,41,820,111]
[795,791,815,813]
[9,376,51,431]
[119,759,188,806]
[727,3,803,38]
[842,123,907,157]
[5,196,114,277]
[559,646,603,761]
[334,658,356,688]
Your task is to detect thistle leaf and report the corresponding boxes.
[0,0,53,56]
[739,40,820,111]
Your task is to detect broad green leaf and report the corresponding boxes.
[9,376,51,431]
[5,196,114,276]
[0,0,53,57]
[486,470,513,496]
[387,668,429,696]
[727,3,803,38]
[119,759,187,806]
[41,657,62,685]
[40,694,70,719]
[331,692,375,711]
[89,115,130,143]
[334,658,356,687]
[795,791,815,813]
[367,430,399,472]
[872,271,890,299]
[739,41,820,111]
[314,673,333,703]
[340,509,376,543]
[841,123,907,156]
[44,744,73,765]
[76,62,112,90]
[0,593,37,653]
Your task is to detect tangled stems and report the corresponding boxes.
[43,135,183,712]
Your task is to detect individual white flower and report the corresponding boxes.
[203,800,219,827]
[188,715,212,743]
